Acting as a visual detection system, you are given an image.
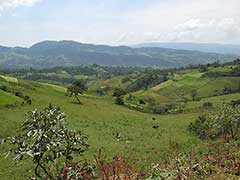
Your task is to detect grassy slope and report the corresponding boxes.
[0,90,22,106]
[185,92,240,110]
[0,63,239,179]
[131,66,240,106]
[0,78,199,180]
[0,75,18,83]
[89,75,131,89]
[0,77,23,106]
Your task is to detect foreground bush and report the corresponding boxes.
[146,140,240,180]
[95,151,145,180]
[2,105,93,180]
[188,103,240,140]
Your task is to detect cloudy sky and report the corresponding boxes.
[0,0,239,47]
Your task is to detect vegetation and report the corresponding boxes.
[0,60,240,179]
[145,140,240,179]
[2,105,92,179]
[112,88,126,105]
[0,41,239,69]
[189,103,240,140]
[67,80,87,104]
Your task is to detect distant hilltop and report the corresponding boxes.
[133,42,240,55]
[0,40,239,69]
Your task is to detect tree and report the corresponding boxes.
[67,80,87,104]
[191,89,198,101]
[115,96,124,105]
[2,105,92,179]
[112,88,126,105]
[139,99,146,104]
[112,88,126,97]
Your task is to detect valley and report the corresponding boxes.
[0,59,239,179]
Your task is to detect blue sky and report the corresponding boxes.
[0,0,239,47]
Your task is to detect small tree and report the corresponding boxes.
[2,105,92,179]
[191,89,198,101]
[67,80,87,104]
[115,96,124,105]
[112,88,126,97]
[112,88,126,105]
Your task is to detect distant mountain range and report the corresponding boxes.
[0,40,239,69]
[133,42,240,55]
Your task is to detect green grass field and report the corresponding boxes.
[0,75,18,83]
[131,67,240,106]
[0,77,200,180]
[0,90,23,106]
[0,63,239,179]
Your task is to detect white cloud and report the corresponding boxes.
[116,0,240,45]
[0,0,240,46]
[171,18,240,44]
[0,0,41,12]
[175,19,216,31]
[117,17,240,45]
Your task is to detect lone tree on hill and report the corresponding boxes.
[112,88,126,105]
[67,80,87,104]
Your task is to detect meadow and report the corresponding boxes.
[0,61,239,179]
[0,78,202,179]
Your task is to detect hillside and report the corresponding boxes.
[133,42,240,55]
[0,40,239,69]
[0,74,200,179]
[0,61,240,179]
[121,62,240,113]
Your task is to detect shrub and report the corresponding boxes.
[146,141,240,180]
[222,87,233,94]
[113,88,126,105]
[122,77,131,83]
[24,95,32,104]
[188,115,212,139]
[2,105,92,180]
[151,104,180,115]
[112,88,126,97]
[189,104,240,140]
[94,151,145,180]
[115,96,124,105]
[0,85,7,91]
[126,73,168,92]
[15,91,24,98]
[139,99,146,105]
[95,86,111,96]
[230,99,240,106]
[127,94,135,101]
[202,102,213,108]
[96,88,105,96]
[144,97,156,106]
[191,89,198,101]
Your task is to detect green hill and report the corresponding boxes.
[0,40,239,69]
[0,61,239,179]
[0,75,200,179]
[133,42,240,55]
[0,90,22,106]
[126,64,240,109]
